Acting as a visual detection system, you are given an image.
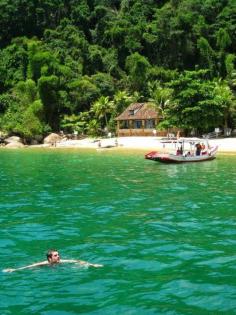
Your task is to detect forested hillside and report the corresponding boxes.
[0,0,235,141]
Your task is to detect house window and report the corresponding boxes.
[145,119,155,129]
[134,120,142,129]
[121,120,129,129]
[129,108,140,115]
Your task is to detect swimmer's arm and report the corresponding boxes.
[3,261,49,272]
[60,259,103,267]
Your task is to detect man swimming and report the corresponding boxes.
[2,249,103,272]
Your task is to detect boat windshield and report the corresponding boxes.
[160,138,210,155]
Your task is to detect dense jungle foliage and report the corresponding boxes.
[0,0,236,141]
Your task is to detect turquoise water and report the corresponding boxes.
[0,149,236,315]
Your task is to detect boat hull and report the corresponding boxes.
[145,147,218,164]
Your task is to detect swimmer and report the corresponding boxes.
[2,249,103,272]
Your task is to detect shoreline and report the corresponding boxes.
[1,136,236,154]
[26,136,236,154]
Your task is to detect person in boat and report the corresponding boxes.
[184,151,191,157]
[201,142,207,154]
[195,143,202,156]
[176,145,183,155]
[2,249,103,273]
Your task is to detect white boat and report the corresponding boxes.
[145,138,218,163]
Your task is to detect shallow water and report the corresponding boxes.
[0,149,236,315]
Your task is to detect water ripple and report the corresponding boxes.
[0,152,236,314]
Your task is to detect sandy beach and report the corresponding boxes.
[50,136,236,153]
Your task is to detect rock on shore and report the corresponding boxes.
[5,142,25,148]
[4,136,25,148]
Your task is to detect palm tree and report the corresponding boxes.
[148,81,176,134]
[90,96,114,131]
[111,90,139,115]
[148,81,173,114]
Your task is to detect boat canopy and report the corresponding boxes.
[161,137,209,144]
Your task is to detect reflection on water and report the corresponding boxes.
[0,150,236,314]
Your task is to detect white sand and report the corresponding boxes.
[53,136,236,153]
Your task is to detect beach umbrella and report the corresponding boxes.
[43,133,61,144]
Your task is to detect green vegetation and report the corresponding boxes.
[0,0,236,140]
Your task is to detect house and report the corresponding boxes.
[116,102,168,137]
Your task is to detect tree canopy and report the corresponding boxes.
[0,0,235,139]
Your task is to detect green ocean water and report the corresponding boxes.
[0,149,236,315]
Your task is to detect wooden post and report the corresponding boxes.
[116,120,120,137]
[129,120,132,136]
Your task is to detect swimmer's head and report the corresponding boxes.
[46,249,60,264]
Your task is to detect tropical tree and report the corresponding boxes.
[0,93,15,114]
[197,37,216,76]
[67,76,100,112]
[148,81,174,114]
[0,80,45,139]
[225,54,236,89]
[111,90,134,115]
[125,52,151,92]
[87,119,101,136]
[38,75,60,130]
[28,45,58,82]
[1,0,236,139]
[14,100,45,139]
[90,96,114,132]
[90,72,115,97]
[162,70,227,134]
[0,38,28,91]
[60,114,81,134]
[213,80,235,133]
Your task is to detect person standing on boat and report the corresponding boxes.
[200,142,207,154]
[2,249,103,272]
[195,143,202,156]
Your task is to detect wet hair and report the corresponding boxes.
[46,249,58,261]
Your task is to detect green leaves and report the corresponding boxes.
[60,114,83,133]
[148,81,174,113]
[0,0,236,139]
[90,95,114,129]
[0,80,45,139]
[68,76,100,111]
[216,28,232,51]
[125,52,151,92]
[38,75,60,130]
[161,70,235,133]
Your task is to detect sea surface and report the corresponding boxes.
[0,149,236,315]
